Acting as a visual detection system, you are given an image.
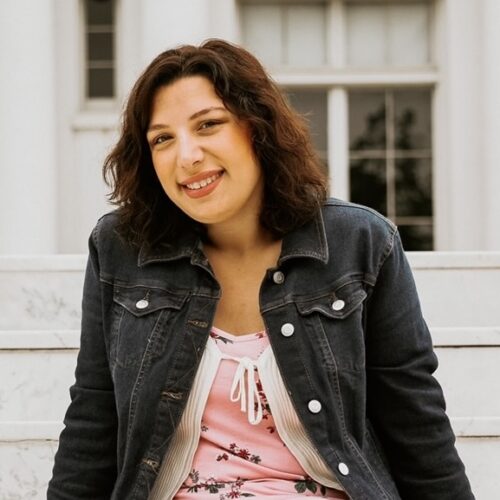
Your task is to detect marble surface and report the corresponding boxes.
[0,270,83,330]
[0,440,58,499]
[0,350,76,422]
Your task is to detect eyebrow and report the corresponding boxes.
[147,106,227,133]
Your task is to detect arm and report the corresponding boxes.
[47,229,118,499]
[365,230,474,500]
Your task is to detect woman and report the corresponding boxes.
[48,40,474,499]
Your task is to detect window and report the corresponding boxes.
[84,0,115,99]
[241,0,435,250]
[349,89,433,250]
[346,2,431,67]
[241,2,327,67]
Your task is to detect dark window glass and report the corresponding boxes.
[88,32,114,61]
[394,90,432,150]
[349,89,433,250]
[349,92,386,151]
[88,68,114,99]
[395,158,432,217]
[86,0,114,25]
[350,159,387,215]
[85,0,115,98]
[398,225,433,251]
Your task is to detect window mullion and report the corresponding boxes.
[386,90,396,220]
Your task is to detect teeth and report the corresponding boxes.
[186,173,221,190]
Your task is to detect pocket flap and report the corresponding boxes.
[113,285,188,317]
[296,287,367,320]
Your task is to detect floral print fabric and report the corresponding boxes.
[174,327,347,499]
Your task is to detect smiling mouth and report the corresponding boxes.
[184,172,223,191]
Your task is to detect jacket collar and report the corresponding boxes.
[138,209,328,267]
[278,208,328,265]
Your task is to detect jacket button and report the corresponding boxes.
[331,299,345,311]
[136,299,149,310]
[308,399,322,413]
[281,323,294,337]
[272,271,285,284]
[338,462,349,476]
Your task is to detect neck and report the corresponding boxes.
[204,217,276,256]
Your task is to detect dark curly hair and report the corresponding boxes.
[103,39,327,248]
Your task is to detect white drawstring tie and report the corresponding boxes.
[226,356,263,425]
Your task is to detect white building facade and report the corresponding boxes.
[1,0,499,254]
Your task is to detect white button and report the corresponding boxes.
[338,462,349,476]
[332,299,345,311]
[308,399,322,413]
[135,299,149,310]
[272,271,285,284]
[281,323,295,337]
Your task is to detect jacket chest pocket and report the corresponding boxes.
[110,285,188,370]
[296,283,368,371]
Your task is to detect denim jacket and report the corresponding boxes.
[48,199,474,500]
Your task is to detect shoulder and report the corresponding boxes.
[89,210,125,250]
[322,198,395,231]
[321,198,398,274]
[88,210,140,272]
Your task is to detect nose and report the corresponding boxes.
[177,133,203,170]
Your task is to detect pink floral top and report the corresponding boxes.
[173,327,347,499]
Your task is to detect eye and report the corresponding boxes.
[151,134,172,147]
[199,119,223,131]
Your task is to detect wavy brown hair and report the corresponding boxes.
[103,39,327,248]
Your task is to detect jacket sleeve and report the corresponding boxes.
[47,227,118,499]
[365,229,474,500]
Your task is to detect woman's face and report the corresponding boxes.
[147,76,264,229]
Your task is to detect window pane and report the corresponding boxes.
[388,4,430,66]
[394,90,431,150]
[88,32,114,61]
[287,90,328,159]
[241,5,283,67]
[287,5,326,66]
[88,68,114,98]
[398,225,433,251]
[395,158,432,216]
[86,0,113,25]
[349,92,386,151]
[350,159,387,215]
[346,5,386,67]
[346,2,430,67]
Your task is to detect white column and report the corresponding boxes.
[433,0,482,250]
[482,0,500,250]
[327,1,349,200]
[328,89,349,200]
[0,0,57,254]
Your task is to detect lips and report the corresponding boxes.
[180,170,224,199]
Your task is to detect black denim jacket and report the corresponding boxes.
[48,199,474,500]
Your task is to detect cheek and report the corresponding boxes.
[152,157,177,192]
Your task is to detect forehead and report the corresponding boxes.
[150,76,225,121]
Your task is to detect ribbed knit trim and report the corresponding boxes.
[148,339,220,500]
[258,348,344,491]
